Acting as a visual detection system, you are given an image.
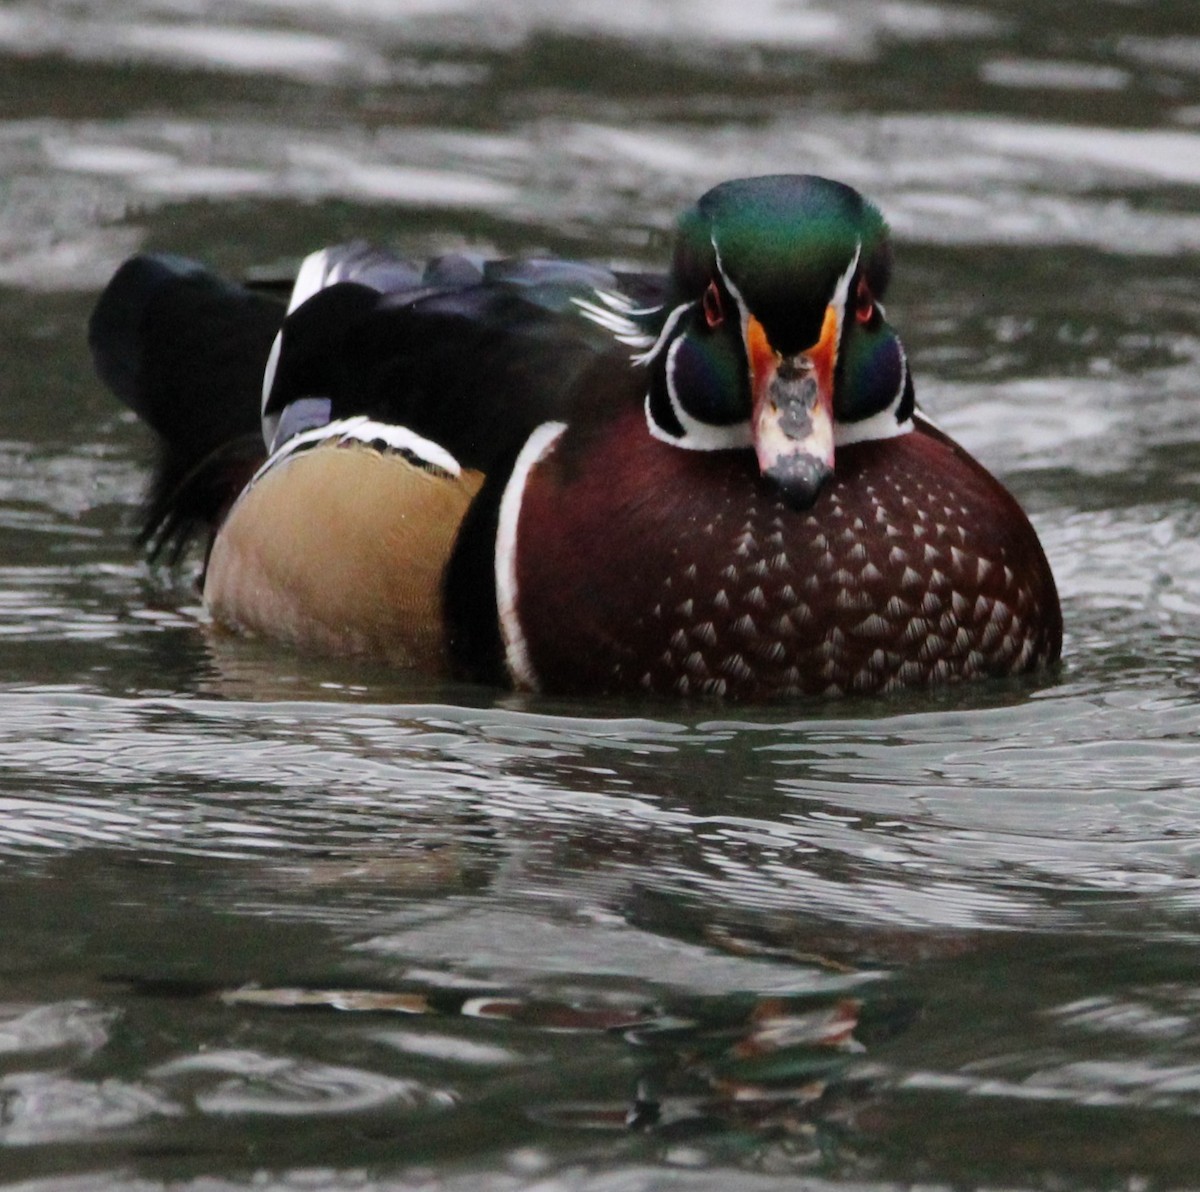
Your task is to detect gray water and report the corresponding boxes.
[3,1,1200,1188]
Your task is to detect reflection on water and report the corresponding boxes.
[3,671,1199,1181]
[2,689,1198,928]
[2,0,1200,1186]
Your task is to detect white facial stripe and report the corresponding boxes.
[818,243,862,395]
[714,237,862,406]
[711,238,752,342]
[829,244,861,341]
[639,248,751,450]
[714,235,861,349]
[631,301,692,367]
[495,421,568,691]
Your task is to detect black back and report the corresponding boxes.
[90,245,663,560]
[264,249,661,471]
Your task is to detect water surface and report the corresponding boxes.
[2,2,1200,1188]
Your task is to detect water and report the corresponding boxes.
[2,1,1200,1187]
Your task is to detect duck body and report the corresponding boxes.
[91,175,1061,698]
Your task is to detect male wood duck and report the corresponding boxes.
[90,174,1061,698]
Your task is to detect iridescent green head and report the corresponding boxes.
[643,174,914,507]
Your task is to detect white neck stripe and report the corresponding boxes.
[495,421,567,691]
[835,410,913,446]
[648,336,753,451]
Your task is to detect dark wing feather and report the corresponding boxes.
[92,243,669,560]
[263,250,664,472]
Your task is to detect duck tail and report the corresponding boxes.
[89,254,285,561]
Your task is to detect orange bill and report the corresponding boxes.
[748,305,839,509]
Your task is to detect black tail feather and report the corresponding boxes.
[138,434,266,567]
[89,254,285,555]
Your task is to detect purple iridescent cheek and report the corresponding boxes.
[668,330,749,426]
[836,327,905,422]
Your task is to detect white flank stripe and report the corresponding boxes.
[288,248,335,313]
[495,421,567,691]
[260,329,284,444]
[248,415,463,489]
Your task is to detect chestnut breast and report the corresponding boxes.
[510,409,1061,698]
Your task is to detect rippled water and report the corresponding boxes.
[3,1,1200,1188]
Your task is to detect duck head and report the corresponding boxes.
[641,174,914,508]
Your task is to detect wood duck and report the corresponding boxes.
[90,174,1061,698]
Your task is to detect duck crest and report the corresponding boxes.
[89,174,1062,699]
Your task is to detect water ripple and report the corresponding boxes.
[0,688,1196,938]
[0,1072,178,1145]
[7,104,1200,292]
[148,1048,454,1116]
[0,1000,112,1059]
[0,9,394,83]
[1,1,1198,1186]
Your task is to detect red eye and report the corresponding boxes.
[702,280,724,329]
[855,277,875,325]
